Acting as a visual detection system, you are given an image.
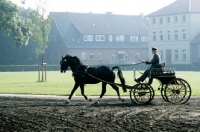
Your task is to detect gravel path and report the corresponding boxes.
[0,95,200,131]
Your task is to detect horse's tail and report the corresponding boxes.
[111,66,127,92]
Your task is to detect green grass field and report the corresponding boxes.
[0,71,199,96]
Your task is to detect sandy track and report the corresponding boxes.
[0,96,200,131]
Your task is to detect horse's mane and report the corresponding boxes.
[64,54,83,64]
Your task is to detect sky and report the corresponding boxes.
[11,0,176,15]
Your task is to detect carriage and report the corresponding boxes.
[60,55,192,105]
[129,62,192,104]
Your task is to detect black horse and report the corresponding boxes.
[60,54,127,104]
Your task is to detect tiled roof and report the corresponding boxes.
[51,12,149,36]
[148,0,200,17]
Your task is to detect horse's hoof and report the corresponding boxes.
[65,100,70,104]
[121,98,125,102]
[88,98,92,102]
[93,101,99,105]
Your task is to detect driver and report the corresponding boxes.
[135,47,161,83]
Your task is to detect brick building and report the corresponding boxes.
[46,12,149,65]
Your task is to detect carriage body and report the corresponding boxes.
[130,65,192,105]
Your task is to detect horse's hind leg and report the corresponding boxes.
[110,84,124,102]
[95,82,107,104]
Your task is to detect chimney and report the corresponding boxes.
[140,13,144,18]
[106,12,113,15]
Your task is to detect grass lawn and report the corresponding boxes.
[0,70,199,96]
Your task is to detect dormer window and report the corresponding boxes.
[130,35,138,42]
[96,35,105,41]
[83,35,93,41]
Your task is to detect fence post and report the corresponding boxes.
[38,64,40,81]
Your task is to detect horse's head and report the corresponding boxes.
[60,56,69,73]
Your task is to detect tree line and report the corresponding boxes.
[0,0,51,65]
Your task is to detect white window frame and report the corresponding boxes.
[141,36,149,42]
[81,52,87,60]
[89,53,95,60]
[159,18,163,25]
[160,50,163,60]
[160,31,163,41]
[182,15,186,23]
[152,18,156,25]
[115,35,124,42]
[174,30,178,40]
[83,35,93,41]
[182,50,187,60]
[98,53,102,60]
[174,16,178,23]
[109,35,113,42]
[153,32,156,41]
[182,30,186,40]
[96,35,105,41]
[174,50,179,60]
[167,17,170,24]
[167,31,171,41]
[130,35,138,42]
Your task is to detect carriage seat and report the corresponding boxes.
[150,62,175,77]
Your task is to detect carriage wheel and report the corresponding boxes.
[160,85,168,102]
[164,78,191,104]
[177,78,191,104]
[130,84,153,104]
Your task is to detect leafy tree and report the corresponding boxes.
[31,0,51,81]
[0,0,32,47]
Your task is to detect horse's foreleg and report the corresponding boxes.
[67,83,79,103]
[80,84,92,102]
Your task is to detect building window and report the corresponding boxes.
[160,50,163,60]
[89,53,94,60]
[109,35,113,42]
[130,35,138,42]
[96,35,105,41]
[152,18,156,25]
[153,32,156,41]
[136,53,140,59]
[98,53,102,60]
[112,54,115,59]
[182,30,186,40]
[81,52,86,60]
[174,30,178,40]
[167,31,171,41]
[175,50,178,60]
[160,18,163,25]
[174,16,178,23]
[160,31,163,41]
[182,50,186,60]
[83,35,93,41]
[141,36,149,42]
[182,15,186,23]
[115,35,124,42]
[167,17,170,24]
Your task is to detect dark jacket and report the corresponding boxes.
[146,53,160,68]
